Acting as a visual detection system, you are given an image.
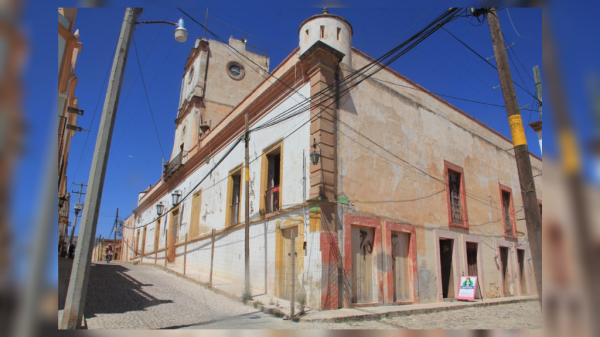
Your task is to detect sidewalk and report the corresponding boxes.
[130,259,316,319]
[299,295,539,323]
[129,259,537,324]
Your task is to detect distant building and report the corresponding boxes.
[128,9,542,310]
[58,8,84,249]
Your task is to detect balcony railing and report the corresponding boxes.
[163,152,184,181]
[265,186,280,214]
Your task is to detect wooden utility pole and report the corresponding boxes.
[290,229,296,320]
[487,8,542,304]
[244,114,250,294]
[533,65,542,120]
[210,229,216,288]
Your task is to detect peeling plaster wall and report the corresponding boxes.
[337,51,543,303]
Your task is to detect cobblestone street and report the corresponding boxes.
[59,261,541,329]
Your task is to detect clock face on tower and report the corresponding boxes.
[227,61,244,80]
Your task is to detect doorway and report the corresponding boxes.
[167,210,179,263]
[499,246,511,296]
[391,232,411,302]
[154,219,161,252]
[352,226,374,304]
[439,239,455,299]
[279,227,298,301]
[466,242,482,299]
[517,249,528,295]
[141,227,147,256]
[136,229,140,256]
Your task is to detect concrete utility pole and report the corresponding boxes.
[244,114,250,295]
[533,65,542,120]
[61,8,142,329]
[487,8,542,304]
[68,183,87,250]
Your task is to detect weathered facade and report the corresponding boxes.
[128,9,542,310]
[58,8,83,249]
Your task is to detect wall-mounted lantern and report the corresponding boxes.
[310,137,322,165]
[156,202,165,216]
[171,190,182,206]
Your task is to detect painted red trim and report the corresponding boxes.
[343,215,384,306]
[384,221,419,304]
[499,184,518,239]
[443,160,469,229]
[320,232,339,310]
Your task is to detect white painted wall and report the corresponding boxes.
[134,83,316,302]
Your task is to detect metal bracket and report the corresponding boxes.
[487,42,515,60]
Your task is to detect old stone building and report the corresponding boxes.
[128,9,542,310]
[58,8,84,251]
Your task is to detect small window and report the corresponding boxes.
[188,67,194,84]
[305,29,309,44]
[337,27,341,41]
[538,200,542,220]
[320,26,325,39]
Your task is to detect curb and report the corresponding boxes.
[299,297,538,323]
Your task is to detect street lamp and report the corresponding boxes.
[136,18,188,43]
[310,137,322,165]
[156,202,165,216]
[171,190,182,206]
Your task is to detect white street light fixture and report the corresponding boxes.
[156,202,165,216]
[174,18,188,42]
[171,190,182,206]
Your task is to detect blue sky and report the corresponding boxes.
[20,5,562,282]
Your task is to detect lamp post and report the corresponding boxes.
[61,8,188,329]
[310,137,322,165]
[171,190,182,206]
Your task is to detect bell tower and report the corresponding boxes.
[170,36,270,161]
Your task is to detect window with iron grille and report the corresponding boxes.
[444,160,468,229]
[265,151,281,214]
[449,171,462,225]
[229,173,241,227]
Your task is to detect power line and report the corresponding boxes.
[505,8,531,40]
[132,36,167,160]
[114,39,177,148]
[192,7,297,54]
[72,42,116,182]
[440,26,540,104]
[359,8,499,105]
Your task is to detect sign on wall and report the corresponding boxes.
[457,276,478,301]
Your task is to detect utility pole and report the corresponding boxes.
[533,65,542,120]
[244,114,250,295]
[68,183,87,250]
[487,8,542,304]
[61,8,142,329]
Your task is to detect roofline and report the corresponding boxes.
[298,13,354,36]
[351,47,542,163]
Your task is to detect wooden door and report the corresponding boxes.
[500,247,511,296]
[136,229,140,255]
[392,232,411,302]
[352,226,374,304]
[517,249,528,295]
[439,239,455,299]
[466,242,482,299]
[141,227,147,255]
[281,228,298,301]
[167,210,179,262]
